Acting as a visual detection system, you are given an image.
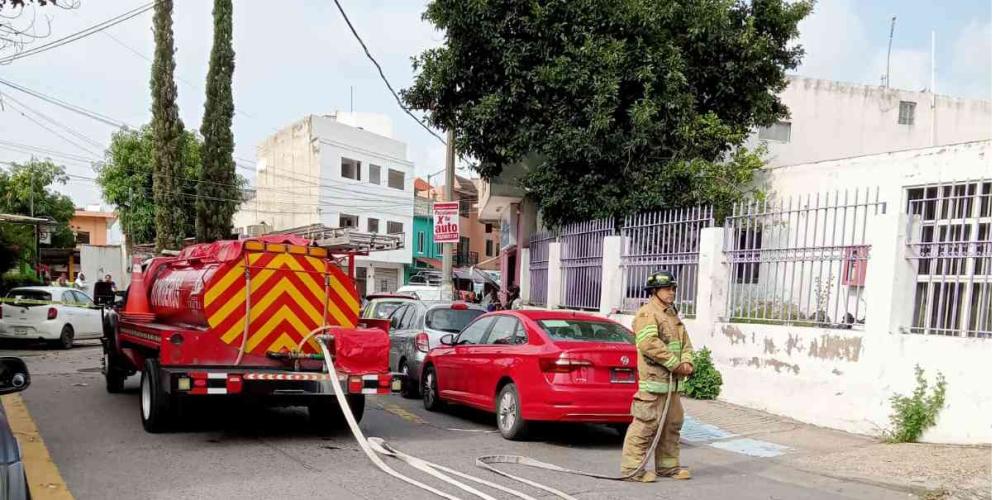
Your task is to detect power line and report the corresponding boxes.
[0,77,130,128]
[4,98,101,156]
[1,92,105,151]
[0,2,155,65]
[330,0,445,146]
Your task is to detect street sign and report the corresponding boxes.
[433,201,460,244]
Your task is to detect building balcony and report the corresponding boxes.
[414,196,433,218]
[476,154,542,222]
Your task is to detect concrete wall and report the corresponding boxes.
[748,77,992,168]
[553,142,993,444]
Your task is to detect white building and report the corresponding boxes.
[234,113,415,295]
[748,76,991,167]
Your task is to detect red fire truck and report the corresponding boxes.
[103,232,400,433]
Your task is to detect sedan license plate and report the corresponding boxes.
[13,327,29,336]
[610,368,635,384]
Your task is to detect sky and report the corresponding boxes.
[0,0,991,208]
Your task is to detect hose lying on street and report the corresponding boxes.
[315,329,673,500]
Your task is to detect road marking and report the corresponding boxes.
[1,393,74,499]
[381,403,430,425]
[709,438,790,458]
[682,415,791,458]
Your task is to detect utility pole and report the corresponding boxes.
[30,172,38,276]
[440,130,455,301]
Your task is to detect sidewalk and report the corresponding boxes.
[682,397,991,500]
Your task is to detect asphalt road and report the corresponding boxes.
[3,341,912,500]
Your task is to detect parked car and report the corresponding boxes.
[395,285,451,301]
[387,301,487,398]
[0,287,104,349]
[420,310,638,440]
[0,356,32,500]
[361,293,415,320]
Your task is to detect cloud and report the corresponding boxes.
[793,0,870,82]
[944,19,991,99]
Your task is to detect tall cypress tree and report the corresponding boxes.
[151,0,186,252]
[196,0,237,242]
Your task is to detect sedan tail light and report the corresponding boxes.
[47,307,57,320]
[415,332,430,353]
[539,354,592,373]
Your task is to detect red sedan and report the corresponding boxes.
[420,310,638,440]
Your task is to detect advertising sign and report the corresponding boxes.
[433,201,460,244]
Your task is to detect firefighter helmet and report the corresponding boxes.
[643,271,677,291]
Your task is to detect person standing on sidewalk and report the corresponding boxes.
[621,270,694,482]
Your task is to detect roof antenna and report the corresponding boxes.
[882,16,897,88]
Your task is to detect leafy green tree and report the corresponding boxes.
[0,160,76,272]
[151,0,186,251]
[196,0,238,243]
[97,125,203,248]
[404,0,812,225]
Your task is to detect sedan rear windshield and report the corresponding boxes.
[537,319,634,343]
[371,300,404,319]
[4,290,52,306]
[426,308,486,333]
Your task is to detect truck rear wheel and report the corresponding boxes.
[104,352,127,394]
[140,358,173,433]
[309,394,365,433]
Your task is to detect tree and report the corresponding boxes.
[403,0,812,225]
[97,126,203,248]
[150,0,186,252]
[0,160,76,273]
[0,1,77,58]
[196,0,238,243]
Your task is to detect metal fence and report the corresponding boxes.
[560,218,614,310]
[620,207,714,316]
[905,179,992,338]
[527,230,556,306]
[723,189,883,329]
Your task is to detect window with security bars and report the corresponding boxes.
[387,221,404,235]
[898,101,916,125]
[906,181,992,338]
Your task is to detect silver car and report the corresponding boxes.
[387,301,486,398]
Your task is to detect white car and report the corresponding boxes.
[0,286,104,349]
[395,285,451,301]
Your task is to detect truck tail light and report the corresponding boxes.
[539,355,592,373]
[415,332,430,353]
[348,375,363,393]
[47,307,57,320]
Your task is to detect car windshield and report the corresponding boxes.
[426,308,486,333]
[372,300,405,319]
[537,319,634,343]
[5,289,52,306]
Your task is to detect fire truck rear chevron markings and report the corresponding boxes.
[203,251,359,355]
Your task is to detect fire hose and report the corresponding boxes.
[312,329,675,500]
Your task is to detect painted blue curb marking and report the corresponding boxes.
[681,416,734,442]
[709,438,790,458]
[682,416,791,457]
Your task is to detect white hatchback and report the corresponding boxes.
[0,286,104,349]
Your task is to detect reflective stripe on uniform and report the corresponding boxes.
[680,352,693,364]
[662,355,681,371]
[638,379,684,393]
[668,340,682,352]
[635,325,658,343]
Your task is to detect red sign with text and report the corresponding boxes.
[433,202,460,244]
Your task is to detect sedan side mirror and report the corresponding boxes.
[439,333,456,346]
[0,357,30,395]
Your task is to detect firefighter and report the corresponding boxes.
[621,270,694,482]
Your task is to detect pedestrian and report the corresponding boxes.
[54,273,69,287]
[507,285,522,310]
[620,271,694,482]
[74,272,87,290]
[103,274,117,292]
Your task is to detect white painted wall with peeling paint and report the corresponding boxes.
[563,141,992,445]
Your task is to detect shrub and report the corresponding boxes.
[0,270,44,295]
[683,347,723,400]
[886,365,947,443]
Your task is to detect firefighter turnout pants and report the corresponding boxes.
[621,390,684,475]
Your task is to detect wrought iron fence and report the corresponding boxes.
[723,189,883,329]
[560,218,614,310]
[528,230,556,306]
[905,179,992,338]
[620,207,714,316]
